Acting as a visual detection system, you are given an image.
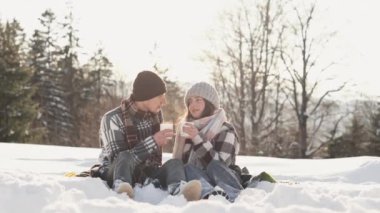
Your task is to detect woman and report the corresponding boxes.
[172,82,242,202]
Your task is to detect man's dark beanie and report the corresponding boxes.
[132,70,166,101]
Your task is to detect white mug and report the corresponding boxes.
[180,122,193,137]
[160,123,173,131]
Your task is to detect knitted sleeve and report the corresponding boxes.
[172,123,192,164]
[172,128,185,160]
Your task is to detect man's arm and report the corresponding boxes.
[99,109,159,165]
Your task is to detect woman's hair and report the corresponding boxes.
[185,98,216,120]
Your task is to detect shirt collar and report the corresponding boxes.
[127,98,153,119]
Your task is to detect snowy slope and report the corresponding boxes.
[1,142,379,213]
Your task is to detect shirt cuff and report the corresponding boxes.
[145,136,158,153]
[193,134,203,145]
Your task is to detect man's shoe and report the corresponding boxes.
[114,180,134,198]
[180,180,202,201]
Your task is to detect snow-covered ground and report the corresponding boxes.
[1,142,379,213]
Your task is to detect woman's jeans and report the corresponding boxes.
[184,160,243,201]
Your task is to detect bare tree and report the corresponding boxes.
[204,0,286,155]
[280,3,345,158]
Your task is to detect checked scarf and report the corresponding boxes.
[173,108,227,162]
[120,98,162,182]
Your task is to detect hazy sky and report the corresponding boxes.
[0,0,379,98]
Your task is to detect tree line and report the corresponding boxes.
[0,8,184,149]
[0,9,124,147]
[205,0,380,158]
[0,2,379,158]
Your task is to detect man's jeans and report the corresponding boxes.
[184,160,243,201]
[104,150,186,190]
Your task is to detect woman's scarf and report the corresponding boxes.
[173,108,227,161]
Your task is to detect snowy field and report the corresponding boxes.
[0,142,379,213]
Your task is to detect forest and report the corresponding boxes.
[1,0,379,158]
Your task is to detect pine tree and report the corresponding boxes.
[56,9,84,146]
[80,47,114,147]
[369,101,380,156]
[329,114,368,157]
[0,19,38,142]
[29,10,72,144]
[29,9,66,144]
[85,47,113,103]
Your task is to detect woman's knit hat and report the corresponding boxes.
[184,82,220,108]
[132,70,166,101]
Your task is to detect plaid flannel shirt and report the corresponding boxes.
[98,104,162,167]
[182,122,239,169]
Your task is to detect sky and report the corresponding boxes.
[1,142,380,212]
[0,0,379,98]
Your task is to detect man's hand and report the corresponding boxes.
[153,129,174,147]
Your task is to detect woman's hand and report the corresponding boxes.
[182,122,199,140]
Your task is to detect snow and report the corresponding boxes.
[1,143,379,213]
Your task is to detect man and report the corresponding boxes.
[97,70,201,201]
